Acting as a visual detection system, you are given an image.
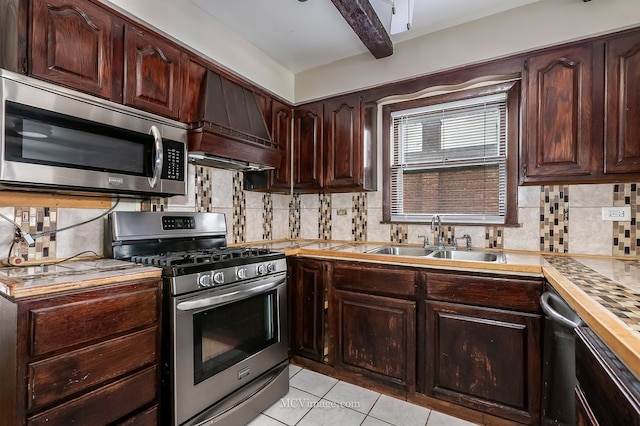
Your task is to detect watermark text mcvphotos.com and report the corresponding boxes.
[280,398,361,409]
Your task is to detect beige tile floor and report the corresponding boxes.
[248,365,478,426]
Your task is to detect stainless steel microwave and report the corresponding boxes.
[0,69,187,197]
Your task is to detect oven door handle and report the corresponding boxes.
[176,280,282,311]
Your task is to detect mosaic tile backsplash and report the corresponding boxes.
[195,166,213,212]
[613,183,639,256]
[289,194,301,239]
[232,172,246,243]
[262,194,273,240]
[353,193,367,242]
[4,162,637,260]
[12,207,57,261]
[540,185,569,253]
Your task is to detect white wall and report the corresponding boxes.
[98,0,295,102]
[295,0,640,102]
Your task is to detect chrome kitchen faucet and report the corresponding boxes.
[431,215,445,250]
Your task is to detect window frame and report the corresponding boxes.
[381,81,520,226]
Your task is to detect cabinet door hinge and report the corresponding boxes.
[20,58,28,74]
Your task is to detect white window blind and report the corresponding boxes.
[390,93,508,224]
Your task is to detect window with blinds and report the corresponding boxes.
[389,92,509,224]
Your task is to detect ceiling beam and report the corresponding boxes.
[330,0,393,59]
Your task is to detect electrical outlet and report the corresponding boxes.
[336,209,348,216]
[601,206,632,221]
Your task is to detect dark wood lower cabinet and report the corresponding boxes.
[0,278,161,426]
[575,327,640,426]
[332,289,416,391]
[291,258,547,424]
[425,301,542,425]
[289,258,327,362]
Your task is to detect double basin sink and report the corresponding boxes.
[366,245,505,263]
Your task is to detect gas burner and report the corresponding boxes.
[107,212,286,294]
[129,247,280,272]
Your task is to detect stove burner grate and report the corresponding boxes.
[130,247,273,267]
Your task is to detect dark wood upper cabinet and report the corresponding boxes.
[520,29,640,184]
[293,102,324,190]
[521,44,598,183]
[180,56,208,123]
[124,23,183,119]
[324,94,363,189]
[30,0,124,101]
[269,99,293,189]
[286,95,375,193]
[604,33,640,175]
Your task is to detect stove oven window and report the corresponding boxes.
[193,290,278,384]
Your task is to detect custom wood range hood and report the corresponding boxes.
[187,71,282,171]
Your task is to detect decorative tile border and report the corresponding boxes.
[140,198,168,212]
[613,183,639,256]
[289,194,301,239]
[390,224,408,243]
[540,185,569,253]
[352,193,367,241]
[195,165,213,212]
[262,193,273,240]
[319,193,331,240]
[232,172,246,243]
[443,225,455,246]
[427,224,454,247]
[485,226,505,249]
[544,256,640,333]
[14,207,57,261]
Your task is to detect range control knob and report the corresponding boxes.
[267,263,277,273]
[256,263,268,275]
[213,271,224,284]
[198,273,213,287]
[236,267,247,280]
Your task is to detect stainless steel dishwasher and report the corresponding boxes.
[541,285,584,426]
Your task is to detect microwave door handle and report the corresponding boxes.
[148,125,163,188]
[176,280,282,312]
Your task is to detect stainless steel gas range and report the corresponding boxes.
[105,211,289,426]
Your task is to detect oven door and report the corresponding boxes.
[171,274,288,426]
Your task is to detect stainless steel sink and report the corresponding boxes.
[366,246,434,257]
[366,245,504,263]
[429,250,502,262]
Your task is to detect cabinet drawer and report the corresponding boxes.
[27,365,157,426]
[118,405,158,425]
[29,285,159,356]
[426,271,543,312]
[332,263,417,298]
[28,327,157,411]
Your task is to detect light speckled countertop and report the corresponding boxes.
[0,258,162,299]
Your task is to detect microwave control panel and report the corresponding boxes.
[163,139,185,181]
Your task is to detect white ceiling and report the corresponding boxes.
[191,0,540,73]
